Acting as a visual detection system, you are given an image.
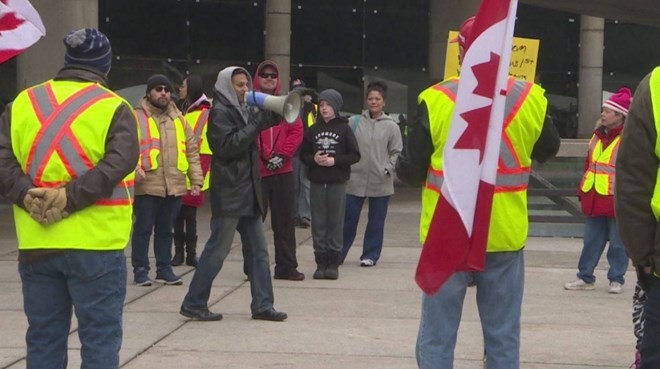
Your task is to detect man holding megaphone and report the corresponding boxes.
[181,66,287,322]
[243,60,305,282]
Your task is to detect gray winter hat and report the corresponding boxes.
[318,89,342,114]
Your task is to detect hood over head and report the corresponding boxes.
[252,60,281,95]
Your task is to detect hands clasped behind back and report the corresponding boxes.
[24,187,69,225]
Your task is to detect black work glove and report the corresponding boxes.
[266,155,285,171]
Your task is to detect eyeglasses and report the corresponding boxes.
[154,86,171,93]
[259,72,278,79]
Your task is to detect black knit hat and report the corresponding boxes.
[63,28,112,74]
[146,74,173,94]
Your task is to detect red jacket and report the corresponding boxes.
[579,124,623,217]
[253,60,303,178]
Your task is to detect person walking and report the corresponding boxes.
[395,16,560,369]
[131,74,204,286]
[300,89,361,280]
[171,75,212,267]
[564,87,632,294]
[341,80,403,266]
[180,66,287,322]
[0,28,138,369]
[616,66,660,368]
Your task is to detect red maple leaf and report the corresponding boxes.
[471,52,500,98]
[0,12,25,32]
[455,106,491,163]
[452,51,502,163]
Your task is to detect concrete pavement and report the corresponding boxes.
[0,186,636,368]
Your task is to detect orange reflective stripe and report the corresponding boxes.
[193,109,210,140]
[96,180,134,205]
[425,169,444,193]
[26,83,114,185]
[433,80,458,102]
[136,111,160,171]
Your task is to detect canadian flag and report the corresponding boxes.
[415,0,519,295]
[0,0,45,64]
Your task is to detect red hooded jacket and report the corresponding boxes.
[253,60,303,178]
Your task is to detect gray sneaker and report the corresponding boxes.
[564,279,595,291]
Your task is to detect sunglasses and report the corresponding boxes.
[259,72,278,79]
[154,85,171,93]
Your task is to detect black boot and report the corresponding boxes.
[185,236,198,267]
[171,234,185,266]
[313,252,327,280]
[325,251,340,280]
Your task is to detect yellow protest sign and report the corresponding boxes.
[444,31,540,82]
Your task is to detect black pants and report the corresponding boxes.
[174,205,198,241]
[243,172,298,276]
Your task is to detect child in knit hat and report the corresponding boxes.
[299,89,361,280]
[565,86,633,295]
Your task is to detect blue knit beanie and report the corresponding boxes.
[63,28,112,74]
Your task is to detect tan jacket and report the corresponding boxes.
[135,97,203,197]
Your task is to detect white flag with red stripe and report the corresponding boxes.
[416,0,519,295]
[0,0,45,63]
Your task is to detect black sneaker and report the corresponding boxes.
[252,308,287,321]
[274,270,305,281]
[180,305,223,321]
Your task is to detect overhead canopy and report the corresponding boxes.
[521,0,660,28]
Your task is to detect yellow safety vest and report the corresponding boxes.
[135,109,189,174]
[580,134,620,196]
[420,77,547,252]
[184,108,211,190]
[648,67,660,220]
[10,80,135,250]
[306,104,317,127]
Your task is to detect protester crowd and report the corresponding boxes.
[0,20,659,369]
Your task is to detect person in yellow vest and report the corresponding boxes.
[291,78,318,229]
[564,88,632,294]
[0,28,138,369]
[171,75,212,267]
[132,74,203,287]
[395,17,560,369]
[616,67,660,368]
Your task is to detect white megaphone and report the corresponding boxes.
[246,90,302,124]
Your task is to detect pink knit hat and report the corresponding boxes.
[602,87,633,116]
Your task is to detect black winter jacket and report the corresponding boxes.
[207,89,276,217]
[300,116,361,184]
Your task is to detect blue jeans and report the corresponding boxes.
[341,194,390,263]
[183,215,275,314]
[131,195,182,274]
[641,275,660,368]
[577,216,628,284]
[292,156,311,221]
[19,250,127,369]
[416,250,524,369]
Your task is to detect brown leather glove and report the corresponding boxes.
[26,187,69,225]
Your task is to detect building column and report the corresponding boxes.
[577,16,604,138]
[265,0,292,93]
[428,0,480,82]
[16,0,98,90]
